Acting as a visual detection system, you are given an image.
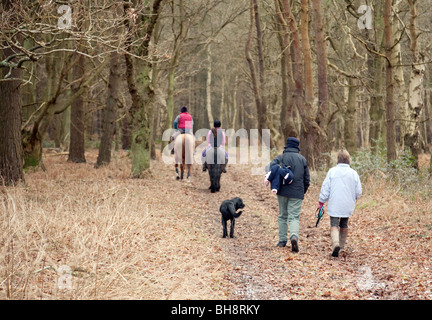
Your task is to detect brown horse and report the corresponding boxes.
[174,133,195,181]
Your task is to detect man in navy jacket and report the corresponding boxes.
[266,135,310,252]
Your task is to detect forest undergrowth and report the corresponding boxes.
[1,148,431,300]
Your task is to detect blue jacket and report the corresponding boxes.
[266,164,294,192]
[266,138,310,199]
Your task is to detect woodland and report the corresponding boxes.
[1,0,432,300]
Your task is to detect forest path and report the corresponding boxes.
[20,149,430,300]
[152,151,432,300]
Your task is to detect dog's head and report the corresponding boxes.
[232,197,245,210]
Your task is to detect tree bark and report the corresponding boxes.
[231,75,239,130]
[344,76,358,153]
[311,0,329,129]
[368,1,386,152]
[96,52,120,168]
[68,52,87,163]
[300,0,313,110]
[206,44,214,128]
[281,0,326,169]
[0,49,24,186]
[404,0,425,169]
[274,0,296,142]
[245,1,261,130]
[252,0,269,143]
[123,0,163,178]
[384,0,397,163]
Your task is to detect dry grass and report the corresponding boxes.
[0,150,227,300]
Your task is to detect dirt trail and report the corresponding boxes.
[156,156,432,300]
[169,162,291,299]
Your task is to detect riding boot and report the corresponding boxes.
[339,227,348,251]
[330,226,340,257]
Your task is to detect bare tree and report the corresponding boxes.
[123,0,164,178]
[404,0,426,169]
[0,44,24,185]
[384,0,397,162]
[96,51,120,168]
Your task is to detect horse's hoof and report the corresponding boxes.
[176,176,180,180]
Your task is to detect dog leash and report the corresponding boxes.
[315,206,325,227]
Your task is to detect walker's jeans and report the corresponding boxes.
[277,196,303,242]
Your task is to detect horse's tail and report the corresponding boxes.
[182,133,186,164]
[214,146,218,165]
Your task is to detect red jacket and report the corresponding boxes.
[177,112,193,129]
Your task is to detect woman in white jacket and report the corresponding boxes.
[318,150,362,257]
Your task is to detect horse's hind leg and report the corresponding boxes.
[186,165,191,181]
[175,165,180,180]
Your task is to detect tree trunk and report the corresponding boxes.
[281,0,326,169]
[96,52,120,168]
[384,0,397,163]
[122,113,132,150]
[245,1,261,131]
[123,0,163,178]
[311,0,329,129]
[219,72,226,126]
[0,49,24,186]
[0,0,24,185]
[368,2,386,152]
[231,75,239,130]
[206,44,214,128]
[392,15,408,147]
[344,76,357,153]
[274,0,296,142]
[252,0,270,146]
[404,0,425,169]
[68,52,87,163]
[300,0,313,111]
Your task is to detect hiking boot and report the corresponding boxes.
[290,235,299,252]
[339,227,348,251]
[276,241,287,247]
[331,227,340,257]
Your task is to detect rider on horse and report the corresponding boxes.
[202,119,228,173]
[170,106,193,154]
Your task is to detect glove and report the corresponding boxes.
[264,171,271,187]
[318,201,324,208]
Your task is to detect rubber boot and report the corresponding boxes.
[339,227,348,251]
[330,227,340,257]
[290,235,299,253]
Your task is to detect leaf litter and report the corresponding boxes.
[0,150,431,300]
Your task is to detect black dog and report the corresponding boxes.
[219,197,245,238]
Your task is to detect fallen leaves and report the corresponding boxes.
[2,149,432,300]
